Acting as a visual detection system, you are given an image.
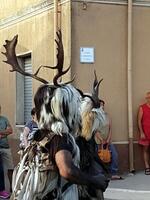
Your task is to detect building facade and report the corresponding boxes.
[0,0,150,171]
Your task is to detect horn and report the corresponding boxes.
[2,35,48,84]
[92,70,103,108]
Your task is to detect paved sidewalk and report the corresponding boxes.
[1,170,150,200]
[104,171,150,200]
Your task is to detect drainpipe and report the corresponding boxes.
[128,0,134,172]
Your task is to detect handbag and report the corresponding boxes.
[98,144,111,163]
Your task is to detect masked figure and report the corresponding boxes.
[2,32,109,200]
[76,71,110,200]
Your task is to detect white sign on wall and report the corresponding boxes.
[80,47,94,63]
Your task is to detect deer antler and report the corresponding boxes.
[92,70,103,108]
[35,31,74,86]
[2,31,74,86]
[32,31,75,85]
[93,70,103,96]
[1,35,48,84]
[53,30,74,86]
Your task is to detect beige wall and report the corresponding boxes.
[71,2,150,142]
[132,6,150,138]
[0,0,71,138]
[0,0,44,19]
[72,2,128,141]
[1,0,150,145]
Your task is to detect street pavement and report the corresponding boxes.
[0,170,150,200]
[104,171,150,200]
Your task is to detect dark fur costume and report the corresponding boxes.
[76,136,110,200]
[76,71,110,200]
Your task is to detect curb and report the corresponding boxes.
[104,188,150,200]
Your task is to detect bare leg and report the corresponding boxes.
[143,146,150,169]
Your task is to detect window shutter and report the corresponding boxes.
[24,57,32,123]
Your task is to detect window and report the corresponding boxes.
[16,55,32,125]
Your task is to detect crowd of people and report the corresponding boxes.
[1,31,150,200]
[0,95,122,199]
[1,88,150,199]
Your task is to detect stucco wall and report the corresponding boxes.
[132,6,150,138]
[0,0,44,19]
[72,2,128,142]
[71,2,150,143]
[1,0,150,171]
[0,0,71,138]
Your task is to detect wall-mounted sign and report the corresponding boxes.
[80,47,94,63]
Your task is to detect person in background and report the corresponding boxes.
[21,108,38,149]
[0,105,13,193]
[95,100,123,180]
[138,92,150,175]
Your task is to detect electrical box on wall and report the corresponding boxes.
[80,47,94,63]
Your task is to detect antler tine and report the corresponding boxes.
[2,35,23,73]
[92,70,103,108]
[92,70,103,96]
[94,78,103,97]
[33,65,57,76]
[2,35,48,84]
[93,69,98,88]
[55,30,64,70]
[53,30,73,86]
